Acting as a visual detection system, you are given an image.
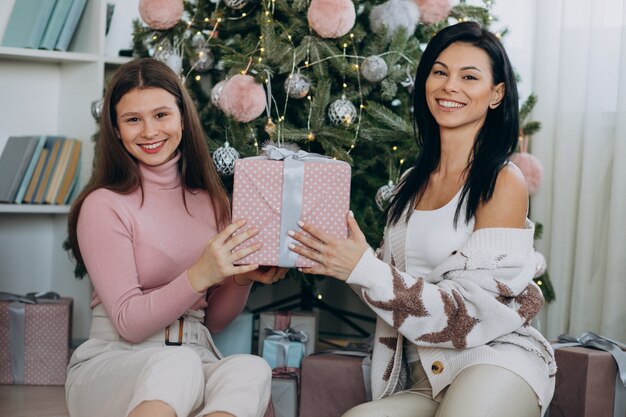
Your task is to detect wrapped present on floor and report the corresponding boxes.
[212,311,253,356]
[549,332,626,417]
[299,351,372,417]
[258,310,317,358]
[0,292,73,385]
[263,330,307,369]
[271,375,298,417]
[232,144,351,268]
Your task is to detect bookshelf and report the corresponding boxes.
[0,0,133,340]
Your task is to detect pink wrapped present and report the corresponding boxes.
[232,145,351,267]
[0,293,72,385]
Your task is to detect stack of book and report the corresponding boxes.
[0,136,82,205]
[1,0,88,51]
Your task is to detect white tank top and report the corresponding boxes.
[403,188,475,363]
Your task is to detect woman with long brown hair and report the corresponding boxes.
[66,58,284,417]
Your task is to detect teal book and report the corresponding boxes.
[55,0,88,51]
[0,136,42,203]
[40,0,74,50]
[1,0,58,49]
[14,135,47,204]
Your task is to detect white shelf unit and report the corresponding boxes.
[0,0,132,340]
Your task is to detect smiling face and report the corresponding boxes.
[115,87,183,166]
[425,42,504,138]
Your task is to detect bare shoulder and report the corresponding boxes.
[474,163,529,230]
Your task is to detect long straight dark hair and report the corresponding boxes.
[67,58,230,269]
[387,21,519,226]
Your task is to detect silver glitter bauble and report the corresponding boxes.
[211,80,227,108]
[328,97,357,125]
[91,98,103,121]
[224,0,249,9]
[375,180,395,211]
[154,40,183,75]
[191,32,205,48]
[284,73,310,99]
[191,47,214,73]
[213,141,240,176]
[360,55,388,83]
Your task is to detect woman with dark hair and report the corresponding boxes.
[65,58,285,417]
[288,22,556,417]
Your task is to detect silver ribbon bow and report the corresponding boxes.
[552,331,626,417]
[265,327,308,369]
[260,144,336,267]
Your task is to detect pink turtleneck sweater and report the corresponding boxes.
[77,154,251,344]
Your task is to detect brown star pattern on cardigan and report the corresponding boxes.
[378,336,398,381]
[363,266,429,329]
[416,289,479,349]
[495,280,544,325]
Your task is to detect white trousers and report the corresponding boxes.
[65,306,272,417]
[343,361,540,417]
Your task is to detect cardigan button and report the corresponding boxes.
[431,361,444,374]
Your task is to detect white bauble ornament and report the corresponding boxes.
[375,180,395,211]
[284,73,311,99]
[360,55,388,83]
[213,141,240,176]
[369,0,420,40]
[211,80,227,108]
[165,53,183,75]
[328,97,357,125]
[191,47,214,73]
[224,0,250,9]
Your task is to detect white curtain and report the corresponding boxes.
[531,0,626,342]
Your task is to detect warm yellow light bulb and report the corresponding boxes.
[392,146,398,151]
[342,83,347,88]
[195,75,201,81]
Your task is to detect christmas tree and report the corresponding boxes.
[128,0,554,305]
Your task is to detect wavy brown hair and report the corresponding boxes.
[67,58,230,271]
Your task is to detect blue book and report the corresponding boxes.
[1,0,58,49]
[55,0,88,51]
[14,135,47,204]
[0,136,42,203]
[40,0,74,50]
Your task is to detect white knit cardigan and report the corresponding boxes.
[346,218,556,416]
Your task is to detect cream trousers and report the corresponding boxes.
[65,305,272,417]
[343,361,541,417]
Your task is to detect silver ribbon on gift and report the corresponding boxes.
[265,327,309,368]
[262,144,341,267]
[551,331,626,417]
[0,291,61,384]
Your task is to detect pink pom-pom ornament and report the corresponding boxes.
[219,75,267,123]
[139,0,184,30]
[307,0,356,39]
[510,152,544,195]
[413,0,451,24]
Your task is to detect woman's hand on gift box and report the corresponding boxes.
[288,211,370,281]
[187,219,264,293]
[234,266,289,286]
